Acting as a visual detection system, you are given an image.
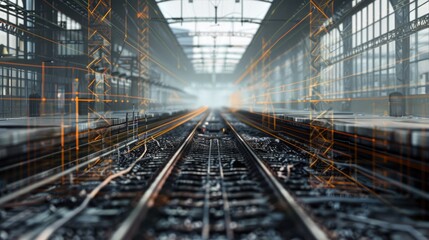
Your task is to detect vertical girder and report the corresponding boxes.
[309,0,335,170]
[392,0,410,112]
[342,9,353,107]
[87,0,112,152]
[250,57,256,112]
[138,0,151,111]
[261,38,276,130]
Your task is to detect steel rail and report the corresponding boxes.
[202,139,212,240]
[0,138,136,206]
[0,111,192,188]
[111,111,209,240]
[216,138,234,240]
[234,111,429,204]
[222,113,330,240]
[0,109,205,207]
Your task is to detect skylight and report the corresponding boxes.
[156,0,272,74]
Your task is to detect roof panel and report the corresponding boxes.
[157,0,272,74]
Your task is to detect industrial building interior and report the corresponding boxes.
[0,0,428,239]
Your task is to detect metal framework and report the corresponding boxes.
[392,0,410,99]
[184,49,245,54]
[191,58,241,62]
[309,0,334,171]
[0,21,27,38]
[58,0,88,17]
[155,0,274,3]
[180,44,248,48]
[175,31,254,39]
[250,57,257,113]
[261,38,275,130]
[328,12,429,65]
[0,0,36,39]
[189,52,244,58]
[323,0,374,33]
[162,17,264,24]
[138,0,150,111]
[87,0,112,152]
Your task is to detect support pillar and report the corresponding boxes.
[87,0,112,152]
[138,0,151,112]
[391,0,410,115]
[309,0,335,172]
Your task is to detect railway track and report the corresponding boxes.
[3,109,425,239]
[0,110,192,187]
[0,109,329,239]
[112,111,327,240]
[0,108,207,239]
[226,112,429,239]
[235,111,429,201]
[0,110,204,196]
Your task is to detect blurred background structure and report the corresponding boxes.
[0,0,428,239]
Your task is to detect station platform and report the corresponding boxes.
[239,108,429,151]
[277,110,428,148]
[0,109,187,159]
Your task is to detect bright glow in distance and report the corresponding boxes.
[157,0,272,74]
[185,84,236,108]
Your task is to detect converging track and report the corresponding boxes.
[227,112,429,240]
[3,109,426,239]
[0,109,331,239]
[0,108,207,239]
[112,110,327,240]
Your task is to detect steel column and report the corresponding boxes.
[309,0,334,171]
[87,0,112,153]
[138,0,151,112]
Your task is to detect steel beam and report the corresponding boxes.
[392,0,410,100]
[322,0,374,34]
[175,31,254,39]
[329,13,429,65]
[87,0,112,153]
[181,44,248,48]
[342,2,353,107]
[163,17,263,24]
[184,49,245,54]
[138,0,151,111]
[309,0,335,172]
[261,38,275,129]
[190,57,241,61]
[156,0,273,3]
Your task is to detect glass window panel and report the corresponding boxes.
[362,7,367,29]
[381,18,387,35]
[375,0,381,20]
[368,24,373,40]
[374,21,380,37]
[362,28,367,43]
[160,0,273,73]
[357,10,362,31]
[388,14,395,31]
[418,0,429,17]
[381,0,388,18]
[368,3,374,24]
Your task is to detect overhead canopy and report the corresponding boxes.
[156,0,272,74]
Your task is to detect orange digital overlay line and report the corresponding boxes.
[239,47,429,102]
[232,112,406,212]
[55,109,203,150]
[236,111,429,172]
[129,107,208,152]
[0,1,187,87]
[235,13,311,85]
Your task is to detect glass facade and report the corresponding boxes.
[240,0,429,116]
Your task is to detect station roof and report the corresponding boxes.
[156,0,273,74]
